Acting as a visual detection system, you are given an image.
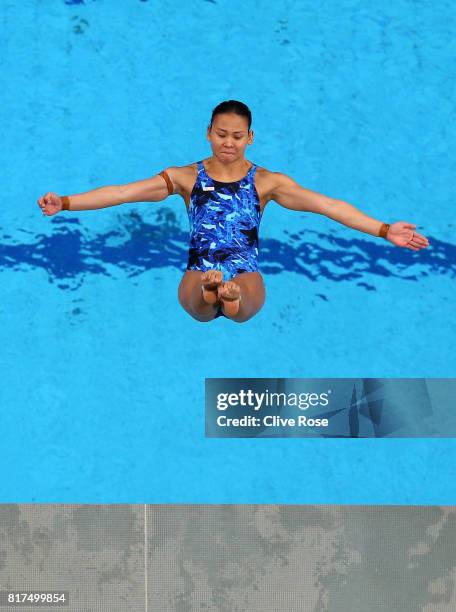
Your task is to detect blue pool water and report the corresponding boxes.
[1,0,455,502]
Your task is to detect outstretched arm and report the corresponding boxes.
[270,172,429,251]
[37,168,176,215]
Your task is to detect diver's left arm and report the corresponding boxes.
[271,173,430,251]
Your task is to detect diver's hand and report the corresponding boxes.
[387,222,429,251]
[37,192,63,216]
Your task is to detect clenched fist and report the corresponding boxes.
[37,192,63,216]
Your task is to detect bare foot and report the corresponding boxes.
[218,281,241,317]
[201,270,224,305]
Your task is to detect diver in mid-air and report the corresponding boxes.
[37,100,429,323]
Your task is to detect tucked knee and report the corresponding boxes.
[230,312,256,323]
[195,316,214,323]
[188,311,216,322]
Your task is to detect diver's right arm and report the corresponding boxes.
[37,168,176,216]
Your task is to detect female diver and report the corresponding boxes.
[37,100,429,323]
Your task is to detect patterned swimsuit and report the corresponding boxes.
[186,159,262,281]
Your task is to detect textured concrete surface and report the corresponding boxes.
[1,505,455,611]
[148,505,456,611]
[0,505,144,611]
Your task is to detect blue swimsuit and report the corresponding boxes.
[185,159,262,318]
[186,159,262,281]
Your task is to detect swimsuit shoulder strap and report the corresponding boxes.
[195,160,211,185]
[244,162,257,183]
[195,160,214,191]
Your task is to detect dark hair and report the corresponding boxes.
[209,100,252,132]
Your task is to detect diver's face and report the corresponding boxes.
[207,113,253,160]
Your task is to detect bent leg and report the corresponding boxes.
[178,270,222,322]
[219,271,265,323]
